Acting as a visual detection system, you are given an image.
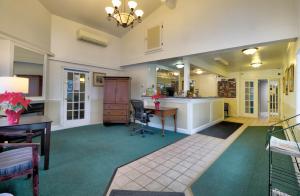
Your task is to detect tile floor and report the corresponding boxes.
[106,117,274,196]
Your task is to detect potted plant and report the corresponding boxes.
[151,94,161,110]
[0,92,31,124]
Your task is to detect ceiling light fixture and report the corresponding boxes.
[175,63,184,69]
[173,72,179,76]
[105,0,143,28]
[251,62,262,68]
[195,69,203,74]
[242,48,258,55]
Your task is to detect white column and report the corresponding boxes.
[183,58,190,96]
[0,39,14,76]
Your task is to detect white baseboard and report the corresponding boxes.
[147,122,189,135]
[147,118,224,135]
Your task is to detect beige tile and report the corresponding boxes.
[184,168,200,179]
[155,175,173,186]
[165,169,181,179]
[145,181,165,191]
[168,180,186,192]
[144,160,159,169]
[125,169,142,180]
[118,165,133,174]
[114,175,132,187]
[136,165,152,174]
[163,160,177,168]
[176,175,193,185]
[170,157,182,164]
[179,161,193,168]
[146,170,162,180]
[154,165,169,174]
[135,175,153,187]
[123,181,143,190]
[172,164,188,173]
[162,187,174,192]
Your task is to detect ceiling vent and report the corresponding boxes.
[145,24,163,53]
[77,29,108,47]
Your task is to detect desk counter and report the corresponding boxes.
[142,97,224,135]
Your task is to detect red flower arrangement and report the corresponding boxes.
[0,92,31,124]
[151,94,161,103]
[151,94,161,110]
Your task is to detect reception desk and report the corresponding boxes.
[142,97,224,135]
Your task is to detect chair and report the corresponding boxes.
[130,100,154,136]
[0,133,39,196]
[224,103,229,117]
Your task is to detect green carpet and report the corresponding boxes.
[191,126,298,196]
[0,124,186,196]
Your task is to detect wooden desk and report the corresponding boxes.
[144,106,177,136]
[0,116,52,170]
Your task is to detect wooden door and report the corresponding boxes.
[104,79,117,103]
[116,80,129,104]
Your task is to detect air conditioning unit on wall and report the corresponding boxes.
[77,29,108,47]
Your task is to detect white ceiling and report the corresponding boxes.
[193,40,293,72]
[39,0,162,37]
[152,40,294,73]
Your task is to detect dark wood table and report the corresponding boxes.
[144,106,177,136]
[0,116,52,170]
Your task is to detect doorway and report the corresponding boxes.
[63,69,90,127]
[258,80,268,119]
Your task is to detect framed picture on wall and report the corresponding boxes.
[285,68,289,95]
[288,64,294,92]
[282,76,286,94]
[93,72,106,87]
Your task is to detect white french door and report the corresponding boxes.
[242,80,258,117]
[63,69,90,127]
[268,79,280,121]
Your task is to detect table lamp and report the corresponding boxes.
[0,76,30,124]
[0,76,29,94]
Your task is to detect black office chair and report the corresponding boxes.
[130,100,154,137]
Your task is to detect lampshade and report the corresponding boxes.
[105,6,114,15]
[135,9,144,17]
[0,77,29,94]
[128,1,137,9]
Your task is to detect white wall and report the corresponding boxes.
[46,16,125,128]
[123,64,156,99]
[191,74,218,97]
[121,0,298,66]
[259,80,268,114]
[46,60,123,128]
[0,0,51,51]
[282,42,297,121]
[50,15,121,70]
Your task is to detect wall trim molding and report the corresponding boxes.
[48,58,122,71]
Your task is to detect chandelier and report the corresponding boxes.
[105,0,144,28]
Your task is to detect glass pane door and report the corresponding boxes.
[269,80,280,119]
[64,70,89,126]
[245,81,254,114]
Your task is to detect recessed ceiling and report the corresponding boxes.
[39,0,162,37]
[192,40,293,72]
[142,39,295,74]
